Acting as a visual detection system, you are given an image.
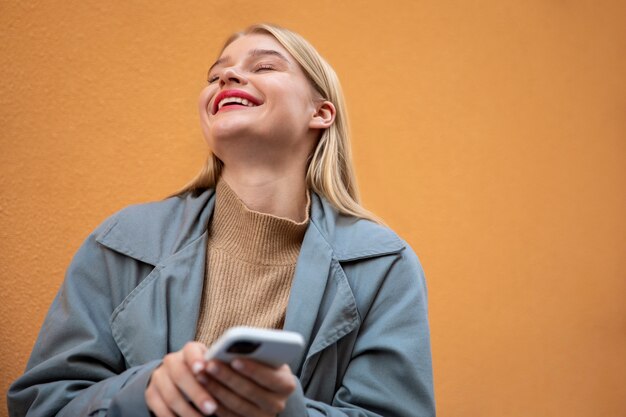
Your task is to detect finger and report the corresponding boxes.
[164,358,217,415]
[206,361,284,415]
[145,382,176,417]
[182,341,209,375]
[204,376,268,417]
[214,400,246,417]
[163,351,218,415]
[153,367,205,417]
[231,360,297,395]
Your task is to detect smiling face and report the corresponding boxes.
[198,33,324,169]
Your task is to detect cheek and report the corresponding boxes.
[270,84,313,118]
[198,86,214,114]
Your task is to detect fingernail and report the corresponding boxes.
[232,359,244,371]
[202,400,216,415]
[192,361,204,374]
[207,362,218,375]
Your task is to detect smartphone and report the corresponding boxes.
[204,326,305,368]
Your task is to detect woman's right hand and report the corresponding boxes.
[146,342,217,417]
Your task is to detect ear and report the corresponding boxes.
[309,100,336,130]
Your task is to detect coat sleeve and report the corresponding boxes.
[281,246,436,417]
[7,218,159,417]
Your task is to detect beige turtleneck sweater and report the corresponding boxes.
[194,178,310,347]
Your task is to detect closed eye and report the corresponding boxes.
[254,64,275,72]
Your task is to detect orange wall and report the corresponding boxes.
[1,1,625,416]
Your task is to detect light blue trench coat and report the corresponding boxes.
[8,188,436,416]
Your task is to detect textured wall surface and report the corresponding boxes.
[1,1,625,416]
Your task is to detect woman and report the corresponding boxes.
[8,24,435,417]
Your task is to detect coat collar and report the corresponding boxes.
[103,187,406,379]
[96,188,405,266]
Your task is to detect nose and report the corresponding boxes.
[219,66,247,87]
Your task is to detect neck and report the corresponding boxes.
[220,165,309,223]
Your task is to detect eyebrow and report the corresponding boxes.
[208,49,290,74]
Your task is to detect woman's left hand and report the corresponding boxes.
[201,358,296,417]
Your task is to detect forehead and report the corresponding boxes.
[219,33,294,62]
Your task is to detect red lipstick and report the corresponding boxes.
[212,89,262,114]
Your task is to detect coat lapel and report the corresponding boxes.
[283,197,361,387]
[109,231,209,367]
[103,191,215,366]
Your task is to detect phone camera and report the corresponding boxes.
[226,340,261,354]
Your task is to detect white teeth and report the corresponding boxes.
[217,96,257,110]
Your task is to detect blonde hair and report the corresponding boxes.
[174,23,381,224]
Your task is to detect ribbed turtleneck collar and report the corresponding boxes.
[209,178,310,265]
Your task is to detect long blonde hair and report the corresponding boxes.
[174,23,381,224]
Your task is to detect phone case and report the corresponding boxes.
[204,326,305,368]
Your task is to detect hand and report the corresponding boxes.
[202,358,297,417]
[146,341,217,417]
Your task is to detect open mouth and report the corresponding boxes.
[212,90,262,114]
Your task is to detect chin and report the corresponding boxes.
[210,125,252,143]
